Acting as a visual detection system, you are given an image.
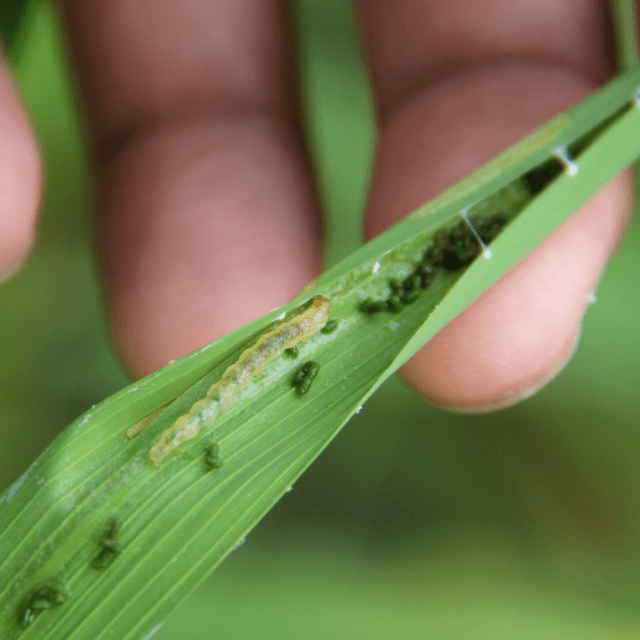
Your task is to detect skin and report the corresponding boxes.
[0,0,633,411]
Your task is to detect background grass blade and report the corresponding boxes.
[612,0,639,70]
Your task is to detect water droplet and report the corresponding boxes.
[552,145,579,176]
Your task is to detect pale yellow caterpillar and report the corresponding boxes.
[149,295,331,467]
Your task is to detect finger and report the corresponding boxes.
[357,0,632,410]
[0,56,41,281]
[61,0,319,376]
[402,173,632,411]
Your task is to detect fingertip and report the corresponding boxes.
[0,63,41,281]
[99,116,321,378]
[399,173,633,412]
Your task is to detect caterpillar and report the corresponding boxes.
[149,295,331,467]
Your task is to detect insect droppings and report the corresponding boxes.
[402,273,422,292]
[416,263,435,288]
[291,361,321,396]
[19,582,69,627]
[104,519,121,547]
[92,518,122,570]
[358,212,510,318]
[320,319,339,334]
[360,297,388,313]
[387,295,403,313]
[401,289,420,305]
[92,546,120,571]
[204,443,223,471]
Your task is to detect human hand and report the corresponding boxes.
[0,1,632,412]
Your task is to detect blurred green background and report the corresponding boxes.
[1,1,639,638]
